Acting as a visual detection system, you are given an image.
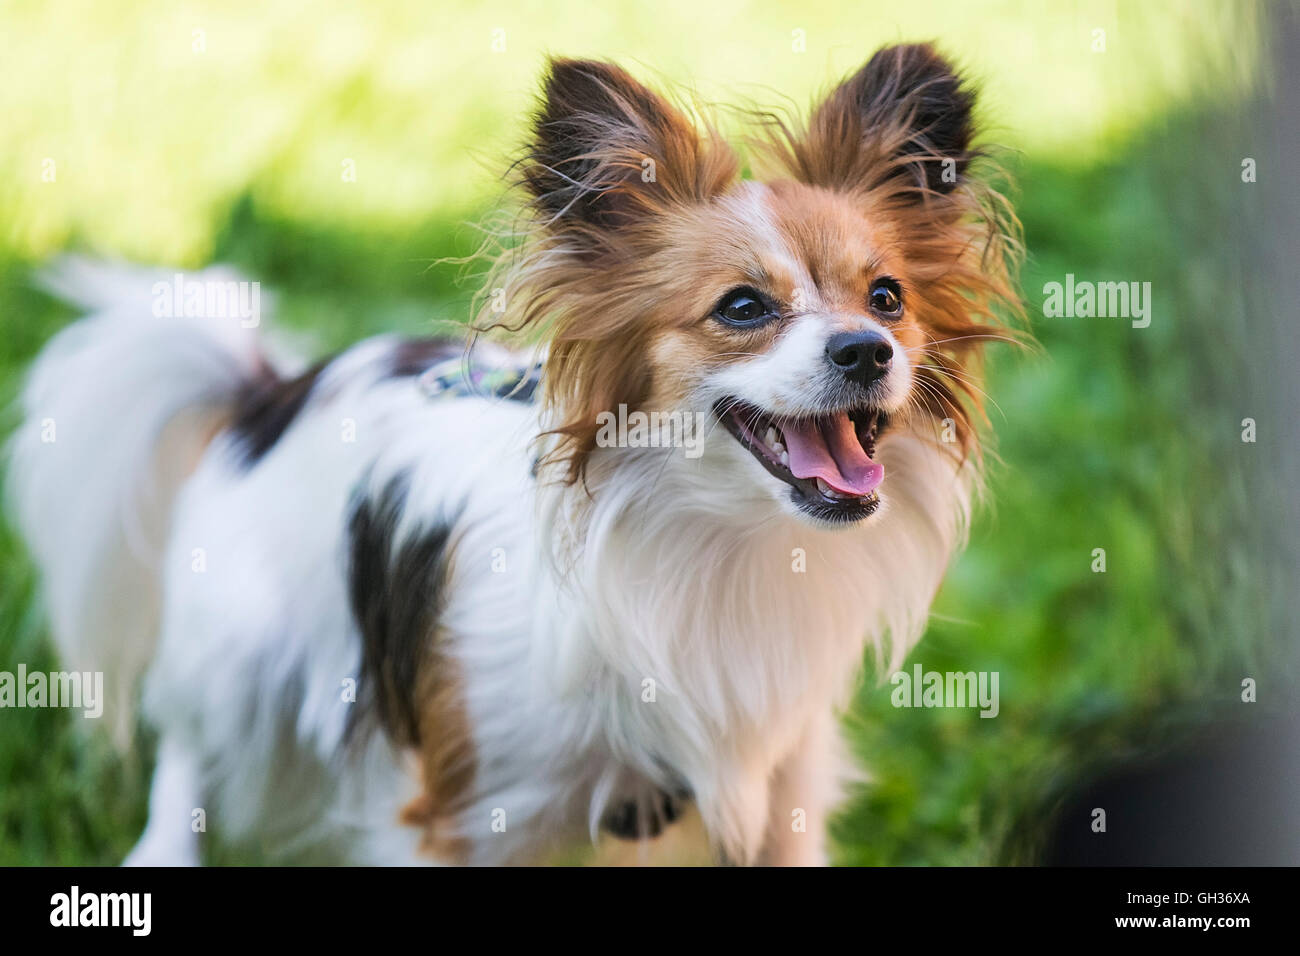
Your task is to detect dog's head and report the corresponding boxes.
[494,44,1018,527]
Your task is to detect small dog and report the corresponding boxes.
[9,43,1017,865]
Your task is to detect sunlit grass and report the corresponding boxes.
[1,0,1260,264]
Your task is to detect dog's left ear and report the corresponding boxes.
[793,43,976,199]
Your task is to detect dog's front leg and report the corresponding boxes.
[757,710,840,866]
[123,735,203,866]
[691,758,772,866]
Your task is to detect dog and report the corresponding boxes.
[8,43,1018,865]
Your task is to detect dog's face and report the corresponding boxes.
[504,45,1016,526]
[642,179,923,524]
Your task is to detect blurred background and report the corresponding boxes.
[1,0,1297,864]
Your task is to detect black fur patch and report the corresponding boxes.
[386,338,462,379]
[501,373,539,404]
[227,339,470,469]
[346,472,455,747]
[229,359,329,467]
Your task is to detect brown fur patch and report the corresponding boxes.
[399,634,476,862]
[479,58,740,484]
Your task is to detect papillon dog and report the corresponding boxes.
[9,43,1018,865]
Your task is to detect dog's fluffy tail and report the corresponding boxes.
[7,257,274,742]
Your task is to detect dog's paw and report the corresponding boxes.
[602,789,686,840]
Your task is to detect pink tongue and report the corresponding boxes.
[782,414,884,496]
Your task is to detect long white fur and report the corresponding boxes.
[9,257,972,866]
[8,259,266,743]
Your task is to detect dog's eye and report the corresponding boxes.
[714,288,775,328]
[869,278,903,317]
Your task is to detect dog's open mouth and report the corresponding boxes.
[715,400,887,522]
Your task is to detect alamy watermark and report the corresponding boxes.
[50,886,150,936]
[595,404,708,459]
[890,664,999,718]
[151,272,261,328]
[1042,274,1151,328]
[0,665,103,718]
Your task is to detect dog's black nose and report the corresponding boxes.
[826,330,893,387]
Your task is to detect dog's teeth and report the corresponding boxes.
[779,450,789,466]
[816,477,857,501]
[771,441,784,455]
[765,427,778,448]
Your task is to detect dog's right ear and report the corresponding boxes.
[520,59,735,243]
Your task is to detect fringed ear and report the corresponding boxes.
[520,58,736,241]
[791,43,977,199]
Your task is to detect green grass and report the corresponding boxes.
[0,0,1289,865]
